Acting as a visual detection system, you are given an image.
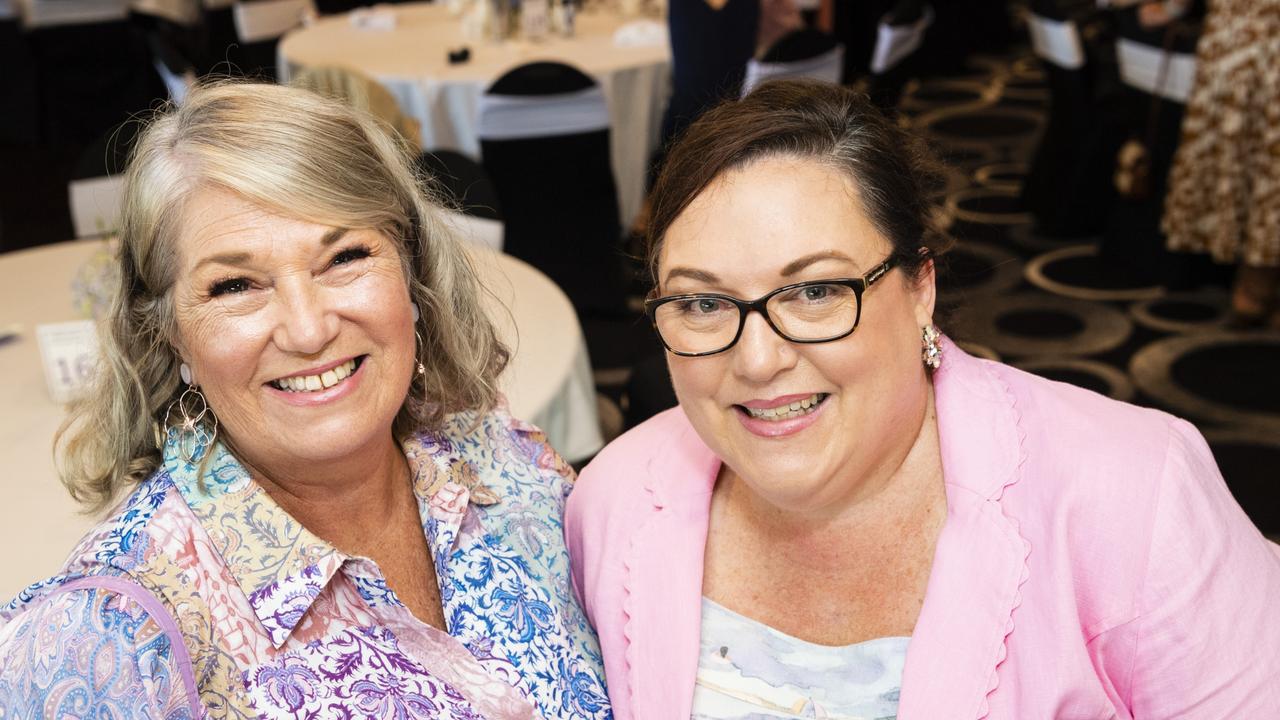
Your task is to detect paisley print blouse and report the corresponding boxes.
[0,407,611,719]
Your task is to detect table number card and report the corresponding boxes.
[36,320,100,405]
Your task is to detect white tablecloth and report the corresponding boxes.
[0,237,600,601]
[278,2,670,226]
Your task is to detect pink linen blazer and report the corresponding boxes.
[565,340,1280,719]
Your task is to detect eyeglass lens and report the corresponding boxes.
[653,282,860,355]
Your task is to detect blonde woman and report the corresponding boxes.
[0,82,609,719]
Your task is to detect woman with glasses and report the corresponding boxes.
[565,80,1280,719]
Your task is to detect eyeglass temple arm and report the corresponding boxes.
[864,258,894,287]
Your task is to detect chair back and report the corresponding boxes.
[417,149,502,222]
[66,122,138,238]
[232,0,311,42]
[478,61,623,315]
[1114,10,1199,104]
[291,65,421,150]
[870,3,933,74]
[743,29,843,95]
[1027,13,1084,70]
[68,176,126,238]
[1115,40,1196,103]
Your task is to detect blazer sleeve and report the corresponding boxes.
[1126,419,1280,718]
[0,584,196,719]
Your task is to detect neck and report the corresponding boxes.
[715,386,945,565]
[244,433,414,554]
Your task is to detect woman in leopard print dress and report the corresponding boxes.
[1157,0,1280,325]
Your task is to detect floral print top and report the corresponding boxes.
[0,407,611,719]
[691,598,907,720]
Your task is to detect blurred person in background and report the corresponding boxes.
[1146,0,1280,327]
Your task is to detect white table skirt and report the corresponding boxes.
[278,2,670,227]
[0,237,600,601]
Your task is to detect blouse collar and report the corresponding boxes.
[160,418,503,648]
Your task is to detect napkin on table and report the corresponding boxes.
[349,5,396,30]
[612,19,666,47]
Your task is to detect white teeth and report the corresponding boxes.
[272,359,358,393]
[743,393,826,421]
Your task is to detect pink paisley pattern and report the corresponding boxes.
[0,407,610,719]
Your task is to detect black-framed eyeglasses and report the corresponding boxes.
[644,256,896,357]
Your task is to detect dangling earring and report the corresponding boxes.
[413,329,426,377]
[921,324,942,370]
[411,304,426,376]
[164,363,217,464]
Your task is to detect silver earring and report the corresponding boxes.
[921,324,942,370]
[411,303,421,323]
[179,362,193,385]
[163,382,217,464]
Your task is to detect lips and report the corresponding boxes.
[738,392,828,421]
[268,356,365,393]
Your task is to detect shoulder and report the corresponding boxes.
[4,473,183,615]
[974,358,1195,488]
[0,576,197,718]
[572,407,707,514]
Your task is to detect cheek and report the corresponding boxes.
[177,307,268,384]
[666,356,716,402]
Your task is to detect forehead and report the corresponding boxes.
[174,187,376,272]
[659,156,891,283]
[179,187,304,249]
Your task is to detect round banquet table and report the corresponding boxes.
[0,232,601,601]
[277,2,670,226]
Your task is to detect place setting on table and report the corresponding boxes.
[277,0,670,226]
[0,230,601,601]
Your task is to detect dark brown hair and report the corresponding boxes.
[646,79,950,288]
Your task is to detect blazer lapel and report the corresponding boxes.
[899,340,1032,720]
[622,413,720,720]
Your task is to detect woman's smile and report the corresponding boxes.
[264,355,369,406]
[733,392,830,438]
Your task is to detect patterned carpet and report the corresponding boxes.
[585,53,1280,539]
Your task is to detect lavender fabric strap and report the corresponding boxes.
[49,576,203,720]
[476,87,610,141]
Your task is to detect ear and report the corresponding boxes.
[911,256,937,328]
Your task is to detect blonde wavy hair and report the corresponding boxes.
[58,80,510,512]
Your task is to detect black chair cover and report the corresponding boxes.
[26,18,166,144]
[417,150,502,222]
[479,62,625,316]
[761,27,839,64]
[1021,0,1127,238]
[1098,5,1206,287]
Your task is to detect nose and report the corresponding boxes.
[730,309,798,382]
[271,277,340,356]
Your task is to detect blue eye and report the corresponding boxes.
[802,285,831,301]
[676,298,732,315]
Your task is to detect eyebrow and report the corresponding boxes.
[663,267,721,286]
[191,227,350,273]
[663,250,858,288]
[779,250,856,276]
